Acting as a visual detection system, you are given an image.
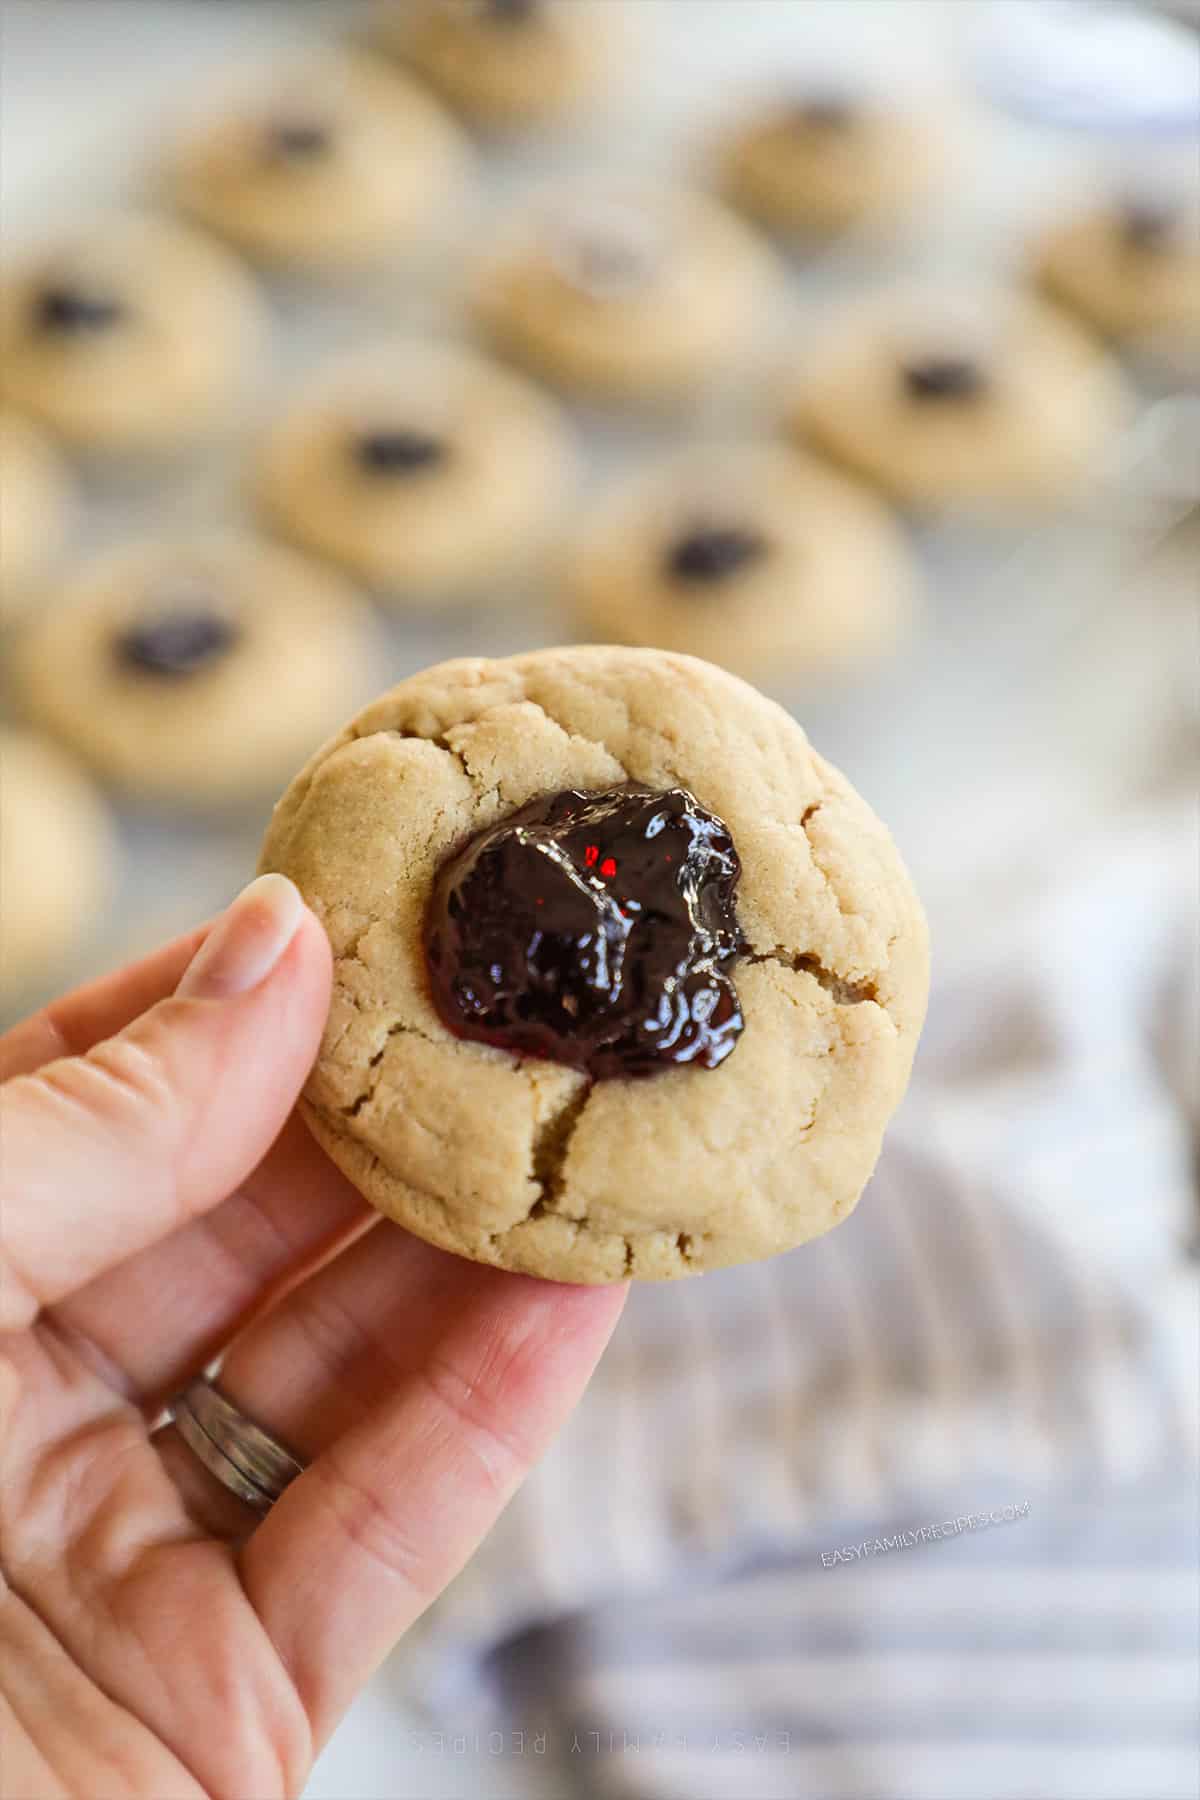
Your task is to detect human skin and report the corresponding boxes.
[0,875,625,1799]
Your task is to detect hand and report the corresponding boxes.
[0,876,625,1800]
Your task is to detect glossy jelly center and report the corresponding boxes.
[353,428,447,475]
[425,784,745,1078]
[666,525,769,586]
[116,607,240,678]
[902,355,986,402]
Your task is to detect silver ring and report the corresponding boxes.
[168,1376,307,1514]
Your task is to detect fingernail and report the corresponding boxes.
[178,874,306,1000]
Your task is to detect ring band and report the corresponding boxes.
[168,1376,307,1514]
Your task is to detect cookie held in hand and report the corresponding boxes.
[260,647,929,1282]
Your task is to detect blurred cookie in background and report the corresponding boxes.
[716,87,942,240]
[470,187,776,405]
[166,50,471,275]
[254,340,575,602]
[374,0,617,132]
[1033,190,1200,350]
[565,442,917,683]
[0,730,116,1009]
[11,536,373,807]
[785,288,1131,512]
[0,216,265,457]
[0,413,73,623]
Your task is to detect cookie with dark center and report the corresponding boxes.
[1118,198,1176,254]
[901,355,986,402]
[425,783,745,1077]
[115,606,240,678]
[32,285,127,337]
[263,118,335,163]
[789,91,856,132]
[352,428,448,475]
[665,524,769,586]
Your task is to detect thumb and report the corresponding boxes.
[0,874,332,1330]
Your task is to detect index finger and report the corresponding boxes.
[0,924,208,1082]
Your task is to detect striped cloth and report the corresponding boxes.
[398,804,1198,1800]
[495,1487,1199,1800]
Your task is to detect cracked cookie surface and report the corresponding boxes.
[259,646,929,1281]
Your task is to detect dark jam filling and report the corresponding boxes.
[115,607,240,678]
[425,784,745,1078]
[32,285,126,337]
[665,525,769,587]
[901,355,986,402]
[1119,198,1176,254]
[353,429,447,476]
[264,118,335,162]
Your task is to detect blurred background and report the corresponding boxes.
[1,4,1197,1799]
